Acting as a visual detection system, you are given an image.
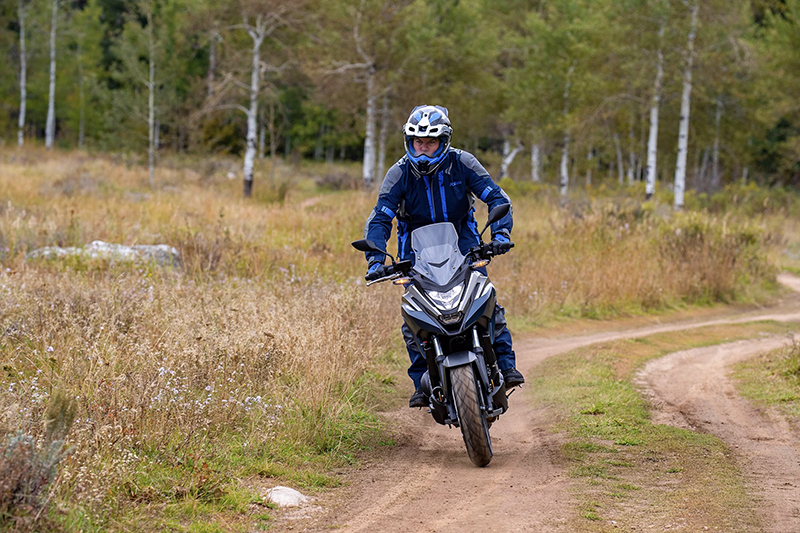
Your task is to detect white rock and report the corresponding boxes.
[265,486,309,508]
[27,241,181,267]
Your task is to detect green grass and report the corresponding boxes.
[529,321,800,532]
[734,340,800,421]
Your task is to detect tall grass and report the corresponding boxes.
[0,148,784,529]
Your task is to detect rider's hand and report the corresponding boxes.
[489,234,514,256]
[366,261,389,281]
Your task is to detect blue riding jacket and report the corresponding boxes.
[364,148,513,266]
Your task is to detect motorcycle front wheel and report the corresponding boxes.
[451,365,493,467]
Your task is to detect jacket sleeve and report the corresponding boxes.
[459,151,513,239]
[363,163,404,265]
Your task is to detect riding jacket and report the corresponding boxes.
[364,148,513,266]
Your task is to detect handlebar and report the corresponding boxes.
[365,260,413,285]
[469,241,516,261]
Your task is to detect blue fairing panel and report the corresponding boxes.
[464,290,495,331]
[403,308,447,336]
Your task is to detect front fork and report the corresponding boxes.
[422,327,505,425]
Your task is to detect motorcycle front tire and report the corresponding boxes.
[451,365,493,467]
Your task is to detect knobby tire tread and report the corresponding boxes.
[451,365,492,467]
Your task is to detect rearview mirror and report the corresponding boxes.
[351,239,396,263]
[480,204,511,237]
[351,239,380,253]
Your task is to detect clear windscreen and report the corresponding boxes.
[411,223,466,285]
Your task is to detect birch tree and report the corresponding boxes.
[17,0,29,147]
[113,0,179,187]
[318,0,414,188]
[45,0,60,149]
[530,139,541,182]
[673,0,699,210]
[499,138,524,180]
[560,60,577,196]
[645,23,666,199]
[238,13,274,198]
[206,0,299,197]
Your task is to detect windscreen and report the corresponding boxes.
[411,223,466,286]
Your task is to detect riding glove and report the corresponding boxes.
[489,234,514,256]
[366,262,389,281]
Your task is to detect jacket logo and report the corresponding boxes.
[449,181,462,187]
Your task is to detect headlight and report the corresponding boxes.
[427,284,464,310]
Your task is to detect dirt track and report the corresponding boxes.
[277,274,800,532]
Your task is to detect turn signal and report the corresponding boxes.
[471,259,490,269]
[393,277,412,286]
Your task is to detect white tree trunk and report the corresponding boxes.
[531,142,541,183]
[586,149,593,186]
[78,41,85,148]
[45,0,58,149]
[243,24,265,198]
[711,96,722,191]
[560,61,576,197]
[376,94,389,180]
[362,67,378,187]
[674,0,699,210]
[17,0,27,147]
[258,110,266,160]
[560,135,570,196]
[500,138,523,179]
[147,12,156,188]
[645,31,664,198]
[208,31,217,97]
[627,121,636,185]
[614,132,624,184]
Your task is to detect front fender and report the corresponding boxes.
[441,350,477,368]
[442,350,490,392]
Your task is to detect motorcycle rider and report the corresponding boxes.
[363,104,525,408]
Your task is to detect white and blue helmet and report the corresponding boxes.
[403,105,453,176]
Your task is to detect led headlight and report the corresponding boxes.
[427,284,464,310]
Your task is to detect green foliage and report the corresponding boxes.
[0,0,798,188]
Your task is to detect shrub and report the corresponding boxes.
[0,392,75,531]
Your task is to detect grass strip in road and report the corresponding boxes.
[734,340,800,421]
[528,321,800,532]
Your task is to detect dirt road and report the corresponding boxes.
[281,275,800,532]
[637,338,800,532]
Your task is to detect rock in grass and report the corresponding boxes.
[27,240,181,267]
[265,486,310,507]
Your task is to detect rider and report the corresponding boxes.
[363,104,525,408]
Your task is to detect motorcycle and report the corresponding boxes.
[352,204,514,467]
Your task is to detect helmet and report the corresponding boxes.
[403,105,453,176]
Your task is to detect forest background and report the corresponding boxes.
[2,0,800,198]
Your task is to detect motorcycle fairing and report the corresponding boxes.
[411,223,466,286]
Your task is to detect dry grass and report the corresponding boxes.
[0,147,782,530]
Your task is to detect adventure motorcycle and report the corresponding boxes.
[352,204,514,467]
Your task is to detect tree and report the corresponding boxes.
[314,0,416,187]
[45,0,61,149]
[113,0,186,186]
[16,0,30,147]
[673,0,699,210]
